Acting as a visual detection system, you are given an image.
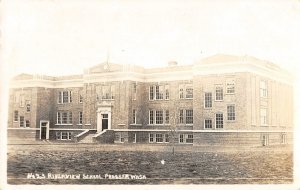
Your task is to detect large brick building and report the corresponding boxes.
[8,54,293,146]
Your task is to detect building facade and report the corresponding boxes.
[8,54,293,146]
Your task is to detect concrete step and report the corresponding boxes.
[78,134,96,143]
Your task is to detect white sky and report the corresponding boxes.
[2,0,300,76]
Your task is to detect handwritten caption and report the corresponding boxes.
[27,173,146,180]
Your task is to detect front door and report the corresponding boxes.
[40,121,49,140]
[41,127,47,139]
[102,114,108,131]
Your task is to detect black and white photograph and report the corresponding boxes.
[0,0,299,189]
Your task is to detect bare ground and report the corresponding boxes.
[7,144,293,184]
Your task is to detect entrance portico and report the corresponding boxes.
[96,104,112,133]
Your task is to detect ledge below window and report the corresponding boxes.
[55,124,73,126]
[130,124,143,126]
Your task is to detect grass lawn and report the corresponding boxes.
[7,144,293,184]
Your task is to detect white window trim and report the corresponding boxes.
[227,104,236,121]
[215,112,224,129]
[204,92,213,108]
[19,116,25,127]
[215,85,224,101]
[13,111,19,122]
[133,133,136,143]
[155,133,164,143]
[149,133,154,143]
[204,119,213,129]
[132,109,137,124]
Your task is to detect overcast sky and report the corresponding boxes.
[2,0,300,76]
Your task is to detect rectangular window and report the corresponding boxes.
[111,85,115,99]
[102,86,111,99]
[156,85,164,100]
[26,101,31,112]
[281,134,287,144]
[165,85,169,100]
[226,79,235,94]
[216,113,223,129]
[19,116,24,127]
[120,134,125,143]
[179,134,184,143]
[61,132,68,140]
[186,134,193,143]
[155,134,163,143]
[260,108,267,126]
[260,81,268,98]
[132,109,136,124]
[227,105,236,121]
[133,133,136,143]
[149,133,154,143]
[57,111,72,124]
[56,132,61,140]
[215,86,223,101]
[14,111,18,122]
[155,110,163,124]
[204,119,212,129]
[204,92,212,108]
[165,110,170,124]
[179,109,184,124]
[79,90,83,103]
[149,86,154,100]
[186,110,193,124]
[25,120,30,127]
[186,86,193,99]
[179,85,184,99]
[149,110,154,124]
[62,112,68,124]
[165,134,169,143]
[63,91,69,103]
[79,111,83,124]
[58,91,72,103]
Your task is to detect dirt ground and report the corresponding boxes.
[7,144,293,184]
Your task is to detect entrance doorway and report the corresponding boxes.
[40,120,49,140]
[102,114,108,131]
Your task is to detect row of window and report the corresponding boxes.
[56,132,72,140]
[13,112,30,127]
[56,111,83,124]
[57,90,83,104]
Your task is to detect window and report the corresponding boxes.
[186,134,193,143]
[79,90,83,103]
[179,85,184,99]
[165,85,169,100]
[132,109,136,124]
[102,86,111,99]
[149,134,154,143]
[56,132,61,140]
[216,113,223,129]
[58,91,72,104]
[165,134,169,143]
[25,101,31,112]
[133,133,136,143]
[227,105,235,121]
[79,112,83,124]
[156,86,164,100]
[19,116,24,127]
[57,111,73,124]
[155,110,163,124]
[260,81,268,98]
[179,109,184,124]
[133,83,137,100]
[186,110,193,124]
[149,86,154,100]
[25,120,30,127]
[156,134,163,143]
[186,86,193,99]
[149,110,154,124]
[215,85,223,101]
[61,132,72,140]
[14,111,18,122]
[204,93,212,108]
[165,110,170,124]
[204,119,212,129]
[179,134,184,143]
[260,108,267,126]
[226,79,235,94]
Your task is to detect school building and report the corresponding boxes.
[7,54,293,146]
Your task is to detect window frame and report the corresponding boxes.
[227,105,236,121]
[215,113,224,129]
[215,85,224,101]
[204,92,213,108]
[13,110,19,122]
[19,116,25,127]
[204,119,213,129]
[226,79,235,94]
[185,109,193,125]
